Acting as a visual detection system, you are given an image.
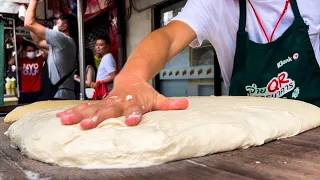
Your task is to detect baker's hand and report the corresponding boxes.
[56,75,189,130]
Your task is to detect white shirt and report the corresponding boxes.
[96,53,116,91]
[172,0,320,88]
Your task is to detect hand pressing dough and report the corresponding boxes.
[5,96,320,169]
[4,100,93,123]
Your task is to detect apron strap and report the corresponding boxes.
[239,0,302,32]
[290,0,302,19]
[238,0,247,32]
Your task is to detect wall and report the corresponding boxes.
[125,0,164,86]
[132,0,166,9]
[125,1,152,57]
[125,0,170,57]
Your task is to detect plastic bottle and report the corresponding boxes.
[10,77,16,95]
[5,77,11,95]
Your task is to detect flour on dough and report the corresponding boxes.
[5,96,320,169]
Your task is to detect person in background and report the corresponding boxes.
[8,41,46,104]
[24,0,78,100]
[93,35,117,92]
[74,48,97,99]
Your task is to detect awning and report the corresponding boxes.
[84,0,114,22]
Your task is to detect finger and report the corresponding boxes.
[124,105,143,126]
[80,104,123,130]
[61,104,98,125]
[60,113,83,125]
[56,112,65,117]
[56,103,90,117]
[154,95,189,111]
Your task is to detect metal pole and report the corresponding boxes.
[77,0,85,100]
[116,0,126,69]
[12,18,20,98]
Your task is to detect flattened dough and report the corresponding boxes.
[6,96,320,169]
[4,100,93,123]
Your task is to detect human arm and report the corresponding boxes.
[24,0,46,41]
[117,21,196,81]
[8,46,23,65]
[100,72,116,84]
[89,71,116,88]
[57,0,215,129]
[25,0,68,49]
[74,66,95,87]
[58,21,195,129]
[30,32,48,54]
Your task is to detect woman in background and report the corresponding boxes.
[74,48,97,99]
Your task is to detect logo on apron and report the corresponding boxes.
[245,72,299,98]
[277,53,299,68]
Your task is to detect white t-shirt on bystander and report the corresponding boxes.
[96,53,116,92]
[172,0,320,89]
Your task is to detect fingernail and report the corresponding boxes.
[125,113,142,126]
[56,112,64,117]
[61,114,76,125]
[61,114,75,121]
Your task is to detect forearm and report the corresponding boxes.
[8,49,22,65]
[75,77,91,87]
[25,0,46,39]
[30,32,43,44]
[117,21,195,83]
[8,56,15,65]
[24,0,37,28]
[118,30,172,82]
[85,80,92,87]
[101,76,115,84]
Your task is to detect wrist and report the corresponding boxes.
[90,82,96,88]
[114,73,147,86]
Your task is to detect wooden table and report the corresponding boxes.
[1,119,320,180]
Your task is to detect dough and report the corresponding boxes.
[5,96,320,169]
[4,100,93,123]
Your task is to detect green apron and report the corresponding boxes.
[229,0,320,107]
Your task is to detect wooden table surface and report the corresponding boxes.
[1,119,320,180]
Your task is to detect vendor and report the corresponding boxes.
[8,41,46,103]
[24,0,78,100]
[58,0,320,130]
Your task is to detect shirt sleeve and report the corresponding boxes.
[171,0,222,48]
[102,54,116,75]
[45,28,69,49]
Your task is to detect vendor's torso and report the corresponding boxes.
[198,0,320,88]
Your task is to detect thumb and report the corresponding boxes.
[153,95,189,111]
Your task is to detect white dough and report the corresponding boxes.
[6,96,320,169]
